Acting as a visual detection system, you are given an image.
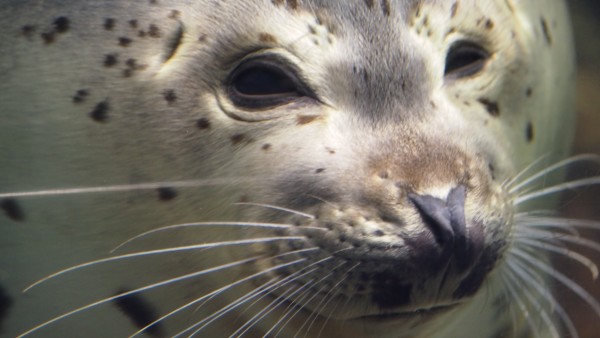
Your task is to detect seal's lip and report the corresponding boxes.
[352,303,459,322]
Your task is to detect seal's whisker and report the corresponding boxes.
[508,154,600,193]
[300,263,359,338]
[268,262,347,336]
[503,153,550,188]
[25,236,309,292]
[181,254,337,337]
[511,248,600,318]
[515,228,600,254]
[230,277,319,338]
[500,272,540,337]
[129,251,312,338]
[17,255,265,338]
[517,215,600,232]
[507,259,579,338]
[513,238,598,279]
[514,176,600,205]
[112,221,325,252]
[234,202,316,219]
[0,178,249,199]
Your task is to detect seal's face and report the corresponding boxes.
[0,0,578,337]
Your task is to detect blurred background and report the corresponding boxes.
[559,1,600,337]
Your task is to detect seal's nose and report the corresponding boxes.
[409,185,472,271]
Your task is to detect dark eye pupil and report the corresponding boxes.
[445,42,489,78]
[234,67,297,96]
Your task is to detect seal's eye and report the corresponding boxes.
[228,58,311,109]
[444,41,489,79]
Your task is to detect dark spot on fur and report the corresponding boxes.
[488,163,496,180]
[371,272,412,308]
[526,122,534,143]
[297,115,319,125]
[231,134,246,145]
[162,89,177,104]
[364,0,375,9]
[104,18,116,30]
[315,168,325,174]
[168,10,181,19]
[118,37,133,47]
[540,18,552,45]
[53,17,70,33]
[41,31,55,44]
[196,118,211,130]
[148,24,161,38]
[259,33,277,43]
[326,147,336,154]
[478,98,500,116]
[138,30,147,38]
[72,89,89,104]
[103,53,119,67]
[288,0,298,9]
[113,288,164,337]
[262,143,272,151]
[1,198,25,222]
[380,0,391,16]
[450,2,459,18]
[129,20,138,28]
[485,19,494,30]
[21,25,37,37]
[157,187,177,201]
[90,101,109,122]
[525,87,533,97]
[0,284,13,330]
[198,34,207,43]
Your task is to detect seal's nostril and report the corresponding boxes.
[409,192,454,247]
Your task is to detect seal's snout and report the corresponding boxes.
[409,185,476,272]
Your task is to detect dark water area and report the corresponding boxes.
[560,2,600,337]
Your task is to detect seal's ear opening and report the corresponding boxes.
[444,41,490,79]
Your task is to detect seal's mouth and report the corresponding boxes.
[354,303,459,322]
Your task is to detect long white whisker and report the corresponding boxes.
[509,154,600,193]
[500,271,540,337]
[516,228,600,254]
[504,260,560,338]
[112,222,325,252]
[503,154,549,188]
[301,263,359,338]
[234,202,315,219]
[312,262,360,337]
[230,278,317,338]
[129,249,314,338]
[517,215,600,232]
[0,178,250,199]
[515,176,600,205]
[268,262,346,337]
[511,248,600,318]
[514,237,599,279]
[24,236,307,292]
[18,255,265,338]
[507,259,579,338]
[181,253,337,337]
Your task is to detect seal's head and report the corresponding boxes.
[0,0,580,337]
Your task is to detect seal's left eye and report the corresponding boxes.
[228,59,311,109]
[444,41,489,79]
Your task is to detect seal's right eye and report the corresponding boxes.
[228,58,311,109]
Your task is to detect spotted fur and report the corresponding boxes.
[0,1,590,337]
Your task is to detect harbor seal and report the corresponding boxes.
[0,0,595,337]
